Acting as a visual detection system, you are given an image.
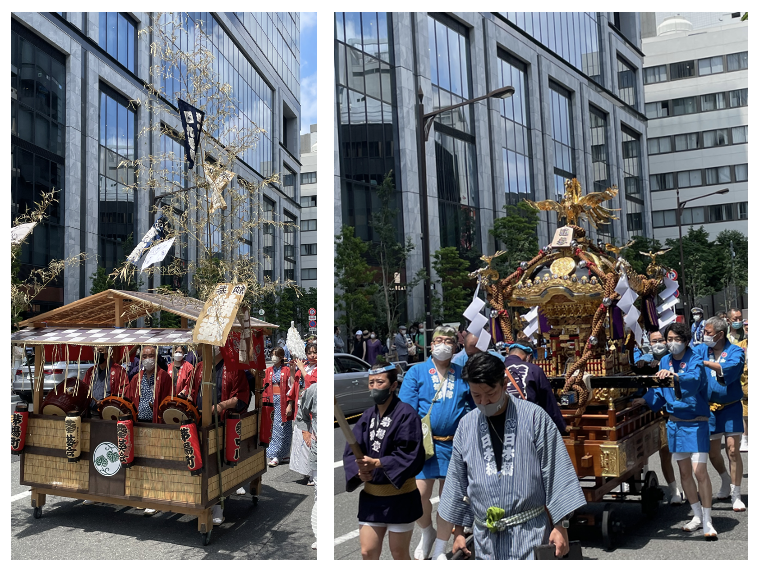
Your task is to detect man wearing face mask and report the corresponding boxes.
[393,325,409,365]
[344,359,426,560]
[635,322,716,538]
[435,352,585,560]
[83,347,130,415]
[727,308,746,345]
[690,308,706,348]
[695,316,746,511]
[399,325,475,560]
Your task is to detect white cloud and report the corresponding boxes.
[300,12,316,34]
[300,70,317,134]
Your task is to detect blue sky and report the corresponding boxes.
[300,12,317,134]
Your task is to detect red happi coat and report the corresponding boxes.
[191,361,250,417]
[123,368,173,423]
[263,365,298,422]
[168,361,197,396]
[302,362,318,389]
[83,363,130,399]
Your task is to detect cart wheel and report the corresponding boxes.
[627,471,644,495]
[33,506,42,519]
[201,530,212,546]
[641,470,662,519]
[252,495,259,506]
[601,503,622,550]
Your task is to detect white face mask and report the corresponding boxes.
[432,343,454,361]
[693,315,702,322]
[142,358,156,371]
[704,334,718,348]
[476,391,506,417]
[370,334,376,339]
[668,341,686,355]
[174,353,184,361]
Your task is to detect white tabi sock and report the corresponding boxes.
[731,484,746,511]
[668,481,679,496]
[414,525,436,560]
[431,538,448,560]
[702,507,717,537]
[683,502,703,531]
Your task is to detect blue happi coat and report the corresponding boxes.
[399,358,474,479]
[694,340,745,404]
[643,347,710,453]
[438,395,585,560]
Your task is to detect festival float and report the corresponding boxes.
[10,287,276,546]
[479,179,682,549]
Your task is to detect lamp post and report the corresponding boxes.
[416,85,515,356]
[676,186,729,311]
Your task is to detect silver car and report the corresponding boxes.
[13,361,96,403]
[334,353,408,418]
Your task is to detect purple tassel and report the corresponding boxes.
[612,307,624,339]
[642,297,659,331]
[490,317,504,342]
[539,309,551,333]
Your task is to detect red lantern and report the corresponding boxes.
[260,400,274,445]
[225,413,242,466]
[11,403,29,454]
[116,415,135,468]
[180,422,204,475]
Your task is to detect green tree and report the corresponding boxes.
[714,230,748,310]
[335,225,377,338]
[489,201,541,278]
[619,236,664,276]
[369,172,425,339]
[663,227,716,309]
[432,247,472,322]
[90,267,114,295]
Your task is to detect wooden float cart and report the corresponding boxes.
[11,289,278,546]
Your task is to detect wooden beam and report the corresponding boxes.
[181,317,188,329]
[201,344,213,427]
[32,345,44,415]
[115,298,124,327]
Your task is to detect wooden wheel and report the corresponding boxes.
[640,470,662,519]
[33,506,42,519]
[201,530,212,546]
[601,503,622,550]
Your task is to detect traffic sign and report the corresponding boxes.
[309,328,317,333]
[258,309,265,316]
[308,308,316,316]
[309,320,317,328]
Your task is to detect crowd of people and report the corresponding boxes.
[340,308,748,560]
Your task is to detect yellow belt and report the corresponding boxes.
[433,435,455,442]
[364,477,418,497]
[709,399,741,412]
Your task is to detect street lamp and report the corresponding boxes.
[416,85,515,357]
[676,186,729,311]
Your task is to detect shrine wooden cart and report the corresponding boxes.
[11,289,278,546]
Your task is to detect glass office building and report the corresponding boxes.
[11,11,302,316]
[334,12,651,324]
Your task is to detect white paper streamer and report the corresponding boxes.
[467,313,488,335]
[659,277,679,300]
[476,329,491,352]
[141,237,176,271]
[463,297,486,322]
[615,274,630,296]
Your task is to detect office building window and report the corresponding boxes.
[709,204,735,223]
[698,56,724,76]
[649,173,674,192]
[617,57,638,108]
[283,211,296,281]
[644,65,667,84]
[729,88,748,108]
[300,219,317,231]
[99,13,136,73]
[549,83,575,200]
[652,210,676,228]
[670,60,695,79]
[735,164,748,182]
[674,133,699,151]
[645,101,669,119]
[702,128,729,148]
[727,51,748,71]
[300,171,317,184]
[589,106,611,192]
[700,92,727,112]
[98,87,137,273]
[739,202,748,219]
[262,197,275,281]
[282,165,296,199]
[673,97,697,116]
[706,166,732,185]
[499,52,533,204]
[299,195,317,208]
[731,126,748,144]
[301,268,317,280]
[428,14,472,133]
[647,136,671,155]
[498,13,602,83]
[677,170,702,188]
[300,243,317,256]
[621,126,643,233]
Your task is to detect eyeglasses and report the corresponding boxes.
[433,337,454,345]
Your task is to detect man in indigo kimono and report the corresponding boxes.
[435,352,585,560]
[399,325,475,559]
[344,360,426,559]
[695,316,746,511]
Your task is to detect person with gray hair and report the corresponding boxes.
[696,315,747,511]
[393,325,409,365]
[399,324,475,559]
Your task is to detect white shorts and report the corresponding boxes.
[710,431,743,441]
[359,521,415,533]
[673,452,708,464]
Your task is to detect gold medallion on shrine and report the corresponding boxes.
[550,257,576,277]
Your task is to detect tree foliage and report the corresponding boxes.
[431,247,472,322]
[619,235,664,276]
[335,225,377,337]
[489,201,540,278]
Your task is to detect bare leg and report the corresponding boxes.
[659,446,676,484]
[416,479,435,528]
[388,530,414,560]
[360,525,386,560]
[677,458,698,504]
[726,435,743,485]
[708,438,727,475]
[693,462,712,508]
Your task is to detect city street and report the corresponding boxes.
[334,423,748,560]
[11,394,316,560]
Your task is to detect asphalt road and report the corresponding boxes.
[334,422,748,560]
[11,394,317,560]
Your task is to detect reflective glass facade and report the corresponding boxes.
[549,83,575,201]
[336,12,398,242]
[617,57,638,108]
[428,14,472,132]
[497,12,602,83]
[262,197,275,281]
[499,52,533,204]
[621,126,643,233]
[98,13,136,73]
[283,210,296,281]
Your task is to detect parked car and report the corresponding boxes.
[13,361,96,403]
[334,353,408,418]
